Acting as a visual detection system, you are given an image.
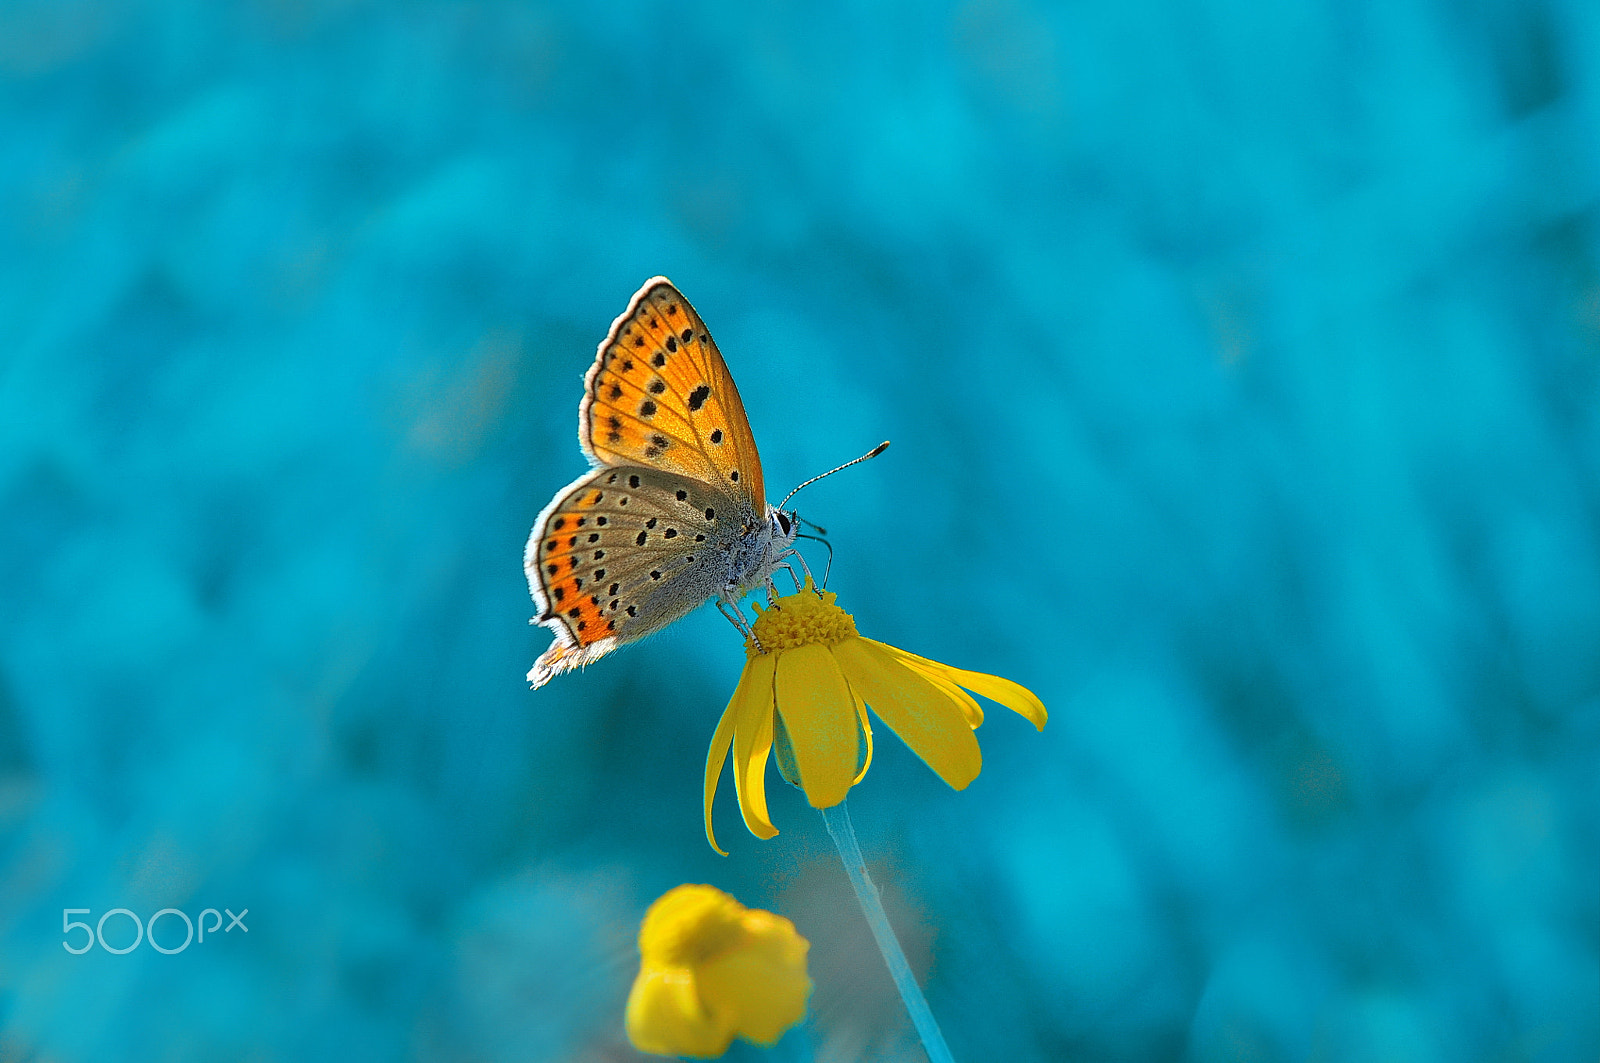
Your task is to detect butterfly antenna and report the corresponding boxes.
[777,441,890,511]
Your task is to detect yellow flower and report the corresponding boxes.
[625,884,812,1058]
[703,583,1048,853]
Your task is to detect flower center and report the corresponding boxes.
[747,584,858,658]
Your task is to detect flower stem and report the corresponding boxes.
[820,801,955,1063]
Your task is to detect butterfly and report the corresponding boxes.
[525,278,799,688]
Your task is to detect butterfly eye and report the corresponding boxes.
[776,512,792,536]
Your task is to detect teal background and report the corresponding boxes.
[2,1,1598,1059]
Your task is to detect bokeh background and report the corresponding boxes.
[3,0,1598,1059]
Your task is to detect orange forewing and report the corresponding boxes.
[579,279,765,508]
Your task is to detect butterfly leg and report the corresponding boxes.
[788,549,818,591]
[771,548,818,594]
[773,565,801,594]
[715,594,764,652]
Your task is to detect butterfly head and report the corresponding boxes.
[772,507,797,545]
[765,506,802,571]
[762,504,801,585]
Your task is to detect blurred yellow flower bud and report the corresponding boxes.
[625,884,811,1058]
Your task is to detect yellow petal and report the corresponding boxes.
[870,640,1047,730]
[702,699,738,857]
[772,711,802,790]
[773,643,860,808]
[625,965,734,1058]
[893,652,984,728]
[851,689,875,786]
[833,638,981,791]
[732,653,780,841]
[695,913,812,1046]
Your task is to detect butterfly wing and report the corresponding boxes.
[578,278,766,508]
[525,463,753,688]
